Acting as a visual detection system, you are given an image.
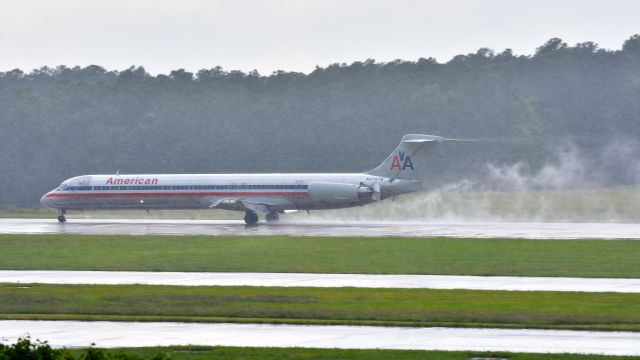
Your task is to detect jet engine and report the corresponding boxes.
[308,182,377,203]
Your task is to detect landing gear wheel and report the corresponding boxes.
[244,211,259,225]
[57,210,66,223]
[265,212,280,222]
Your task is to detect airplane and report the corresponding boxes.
[41,134,463,225]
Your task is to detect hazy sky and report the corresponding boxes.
[2,0,639,75]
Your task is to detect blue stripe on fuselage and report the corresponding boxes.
[61,184,309,191]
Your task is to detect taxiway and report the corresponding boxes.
[2,270,640,293]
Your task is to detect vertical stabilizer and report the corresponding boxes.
[366,134,463,180]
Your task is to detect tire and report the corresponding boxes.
[266,212,280,222]
[57,215,66,223]
[244,211,259,225]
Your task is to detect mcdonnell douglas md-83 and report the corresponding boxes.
[41,134,462,225]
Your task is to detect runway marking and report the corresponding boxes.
[2,271,640,293]
[2,320,639,355]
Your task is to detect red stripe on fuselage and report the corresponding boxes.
[46,192,308,198]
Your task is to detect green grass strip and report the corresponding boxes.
[2,283,640,332]
[1,234,639,278]
[63,346,640,360]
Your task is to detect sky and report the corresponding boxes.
[1,0,639,75]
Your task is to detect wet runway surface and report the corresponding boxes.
[1,218,639,239]
[3,270,640,293]
[2,320,639,355]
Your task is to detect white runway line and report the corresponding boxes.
[0,218,639,239]
[2,270,640,293]
[1,320,639,355]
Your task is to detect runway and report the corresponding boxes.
[2,320,639,355]
[1,218,639,239]
[2,270,640,293]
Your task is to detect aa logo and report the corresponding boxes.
[390,150,414,170]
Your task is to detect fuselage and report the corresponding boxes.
[40,173,423,212]
[39,134,452,224]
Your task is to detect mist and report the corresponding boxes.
[299,140,640,223]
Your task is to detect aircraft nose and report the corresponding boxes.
[40,193,51,208]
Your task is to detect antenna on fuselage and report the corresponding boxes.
[115,169,120,176]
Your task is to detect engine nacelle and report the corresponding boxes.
[308,182,363,203]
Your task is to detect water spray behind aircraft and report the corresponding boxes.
[300,139,640,223]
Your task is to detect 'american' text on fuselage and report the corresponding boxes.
[105,177,159,185]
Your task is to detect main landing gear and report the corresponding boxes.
[57,210,66,223]
[243,211,281,225]
[266,212,280,223]
[244,211,259,226]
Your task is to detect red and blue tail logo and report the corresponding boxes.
[390,150,414,170]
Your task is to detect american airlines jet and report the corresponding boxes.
[41,134,461,225]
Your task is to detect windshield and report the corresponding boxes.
[56,177,79,191]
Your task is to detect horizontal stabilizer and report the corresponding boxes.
[403,137,474,144]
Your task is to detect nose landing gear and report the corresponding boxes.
[57,210,66,223]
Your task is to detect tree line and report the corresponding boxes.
[1,36,639,207]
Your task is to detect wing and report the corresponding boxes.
[208,197,294,213]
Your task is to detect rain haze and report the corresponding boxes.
[2,0,640,74]
[1,0,639,223]
[3,3,640,356]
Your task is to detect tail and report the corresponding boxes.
[366,134,470,180]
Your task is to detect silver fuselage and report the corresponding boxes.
[40,173,423,212]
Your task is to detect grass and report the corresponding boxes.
[62,346,640,360]
[2,283,640,332]
[1,234,640,278]
[0,208,56,218]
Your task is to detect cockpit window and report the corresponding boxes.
[57,179,73,191]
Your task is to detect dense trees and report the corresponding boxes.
[1,36,639,207]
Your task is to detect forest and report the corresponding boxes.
[1,36,639,207]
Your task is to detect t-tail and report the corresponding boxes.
[366,134,469,180]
